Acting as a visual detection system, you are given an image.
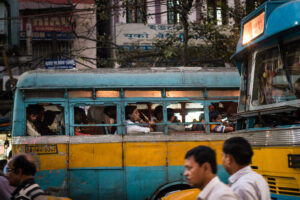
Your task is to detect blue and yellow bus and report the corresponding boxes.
[165,1,300,200]
[11,67,240,200]
[230,1,300,199]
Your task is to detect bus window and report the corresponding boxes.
[73,105,117,135]
[24,89,65,98]
[125,103,163,134]
[167,102,205,133]
[251,109,300,128]
[26,103,65,136]
[69,90,92,98]
[96,90,120,98]
[166,90,203,98]
[207,90,239,97]
[125,90,161,97]
[208,102,237,133]
[252,40,300,106]
[69,90,120,98]
[186,103,205,132]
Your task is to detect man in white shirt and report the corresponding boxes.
[125,105,154,134]
[222,137,271,200]
[184,146,238,200]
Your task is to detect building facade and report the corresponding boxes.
[19,0,96,69]
[110,0,266,67]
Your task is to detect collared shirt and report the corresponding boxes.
[11,178,45,200]
[197,176,238,200]
[126,120,150,134]
[229,166,271,200]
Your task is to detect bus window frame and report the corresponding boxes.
[24,101,67,136]
[69,102,121,136]
[124,101,164,134]
[206,100,238,133]
[249,44,300,111]
[165,100,206,133]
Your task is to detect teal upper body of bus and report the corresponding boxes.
[232,1,300,200]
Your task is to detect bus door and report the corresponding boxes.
[67,100,124,200]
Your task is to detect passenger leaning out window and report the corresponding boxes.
[26,105,44,136]
[125,106,154,134]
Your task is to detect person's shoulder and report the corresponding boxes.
[213,181,237,199]
[238,169,265,183]
[21,182,45,199]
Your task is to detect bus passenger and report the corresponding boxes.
[125,106,154,134]
[209,105,215,113]
[192,113,205,131]
[294,77,300,99]
[155,108,185,132]
[36,110,56,136]
[167,108,185,132]
[222,137,271,200]
[74,107,90,136]
[153,105,163,122]
[184,146,238,200]
[104,106,116,134]
[26,105,43,136]
[210,111,233,133]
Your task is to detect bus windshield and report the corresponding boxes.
[252,40,300,106]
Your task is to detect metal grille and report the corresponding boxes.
[266,176,300,197]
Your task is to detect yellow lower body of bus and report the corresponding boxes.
[12,140,300,200]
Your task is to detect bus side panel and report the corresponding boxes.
[69,169,125,200]
[261,147,300,198]
[99,170,125,200]
[69,169,99,200]
[167,141,208,182]
[124,142,167,200]
[167,141,229,184]
[68,143,124,200]
[13,144,68,194]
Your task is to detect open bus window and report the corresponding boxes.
[125,103,163,135]
[166,102,205,133]
[208,102,237,133]
[73,105,117,135]
[252,40,300,106]
[252,109,300,128]
[26,104,64,136]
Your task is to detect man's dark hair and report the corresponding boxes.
[185,146,217,174]
[12,154,37,176]
[223,137,253,166]
[125,106,137,120]
[209,110,220,121]
[153,106,162,118]
[104,106,116,119]
[27,105,44,116]
[167,108,175,121]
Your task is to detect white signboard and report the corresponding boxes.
[115,23,201,50]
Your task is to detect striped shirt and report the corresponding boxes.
[11,178,45,200]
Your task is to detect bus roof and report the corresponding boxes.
[17,67,240,89]
[231,0,300,63]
